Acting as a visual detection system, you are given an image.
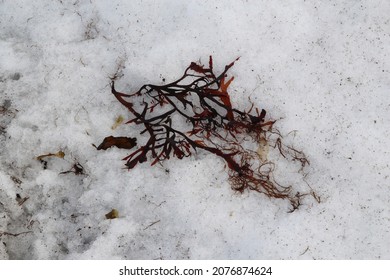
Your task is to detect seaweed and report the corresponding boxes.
[105,56,311,209]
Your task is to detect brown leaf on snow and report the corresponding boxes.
[96,136,137,150]
[105,209,119,219]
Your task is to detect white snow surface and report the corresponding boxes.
[1,0,390,259]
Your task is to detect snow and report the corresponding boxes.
[1,0,390,259]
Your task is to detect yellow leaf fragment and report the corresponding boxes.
[111,115,124,130]
[36,151,65,161]
[105,209,119,219]
[55,151,65,158]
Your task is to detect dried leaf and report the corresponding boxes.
[36,151,65,161]
[96,136,137,150]
[55,151,65,158]
[105,209,119,219]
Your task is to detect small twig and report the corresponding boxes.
[17,196,30,206]
[60,163,85,175]
[287,192,306,213]
[299,246,310,256]
[152,200,166,211]
[303,176,321,203]
[143,220,161,230]
[0,231,32,237]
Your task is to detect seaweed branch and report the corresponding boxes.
[106,56,311,208]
